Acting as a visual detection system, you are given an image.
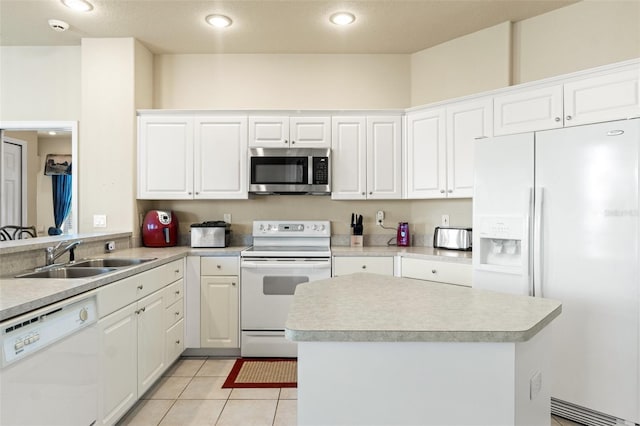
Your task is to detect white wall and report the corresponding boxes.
[410,22,512,107]
[154,54,410,109]
[513,0,640,83]
[80,38,153,234]
[0,46,81,121]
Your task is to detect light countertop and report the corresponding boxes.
[331,246,472,263]
[285,273,561,343]
[0,246,247,322]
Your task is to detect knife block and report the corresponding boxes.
[350,235,363,248]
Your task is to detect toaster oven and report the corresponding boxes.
[433,226,472,251]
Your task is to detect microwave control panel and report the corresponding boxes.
[313,157,329,184]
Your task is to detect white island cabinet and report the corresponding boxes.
[286,273,561,426]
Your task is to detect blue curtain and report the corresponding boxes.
[48,174,72,236]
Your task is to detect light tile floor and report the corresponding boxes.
[119,356,585,426]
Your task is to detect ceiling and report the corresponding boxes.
[0,0,579,54]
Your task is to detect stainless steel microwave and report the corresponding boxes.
[248,148,331,195]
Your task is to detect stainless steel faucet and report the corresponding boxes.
[45,240,82,266]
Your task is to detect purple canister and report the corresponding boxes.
[397,222,410,246]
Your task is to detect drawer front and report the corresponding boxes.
[137,259,184,299]
[163,278,184,307]
[165,318,185,364]
[97,274,140,318]
[165,298,184,328]
[201,256,239,276]
[333,256,394,277]
[401,258,472,286]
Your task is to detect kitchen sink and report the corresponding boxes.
[68,258,156,268]
[16,267,117,279]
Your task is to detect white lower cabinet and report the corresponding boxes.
[200,257,240,349]
[97,259,184,426]
[333,256,394,277]
[401,257,472,287]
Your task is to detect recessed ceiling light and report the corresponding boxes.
[61,0,93,12]
[330,12,355,26]
[48,131,58,136]
[206,14,232,28]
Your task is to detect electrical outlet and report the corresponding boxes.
[376,210,385,225]
[224,213,232,223]
[105,241,115,252]
[441,214,450,226]
[93,214,107,228]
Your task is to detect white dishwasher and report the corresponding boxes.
[1,293,98,426]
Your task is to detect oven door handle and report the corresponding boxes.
[241,260,331,269]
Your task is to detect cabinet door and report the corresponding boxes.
[405,108,446,199]
[194,116,248,199]
[564,67,640,127]
[446,98,492,198]
[165,318,184,365]
[137,290,165,396]
[367,116,402,199]
[98,304,137,426]
[493,85,563,136]
[201,276,239,348]
[138,115,194,199]
[248,116,289,147]
[333,256,394,277]
[289,117,331,148]
[331,116,367,200]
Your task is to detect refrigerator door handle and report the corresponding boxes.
[533,187,544,297]
[527,187,535,297]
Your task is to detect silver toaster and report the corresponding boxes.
[190,221,230,248]
[433,226,472,251]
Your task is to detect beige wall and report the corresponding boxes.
[154,54,410,109]
[410,22,512,107]
[513,0,640,83]
[80,38,153,234]
[148,197,472,242]
[0,46,81,121]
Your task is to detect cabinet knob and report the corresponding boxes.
[361,192,365,196]
[175,290,180,295]
[217,264,221,269]
[175,311,180,316]
[566,115,572,121]
[291,140,296,144]
[232,282,237,286]
[284,140,288,144]
[188,191,192,195]
[137,285,143,290]
[195,192,199,195]
[362,265,367,269]
[555,117,561,122]
[447,189,453,193]
[175,340,180,344]
[174,269,180,274]
[431,269,437,274]
[440,189,445,194]
[369,191,373,195]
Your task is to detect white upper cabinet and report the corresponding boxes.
[446,98,492,198]
[406,98,491,199]
[138,115,194,199]
[249,116,330,148]
[330,116,367,200]
[366,116,402,199]
[138,114,248,200]
[493,85,563,136]
[194,116,248,199]
[405,107,446,199]
[331,115,401,200]
[494,64,640,136]
[563,67,640,127]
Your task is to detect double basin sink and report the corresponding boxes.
[16,257,157,279]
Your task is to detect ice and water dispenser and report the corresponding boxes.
[475,216,527,274]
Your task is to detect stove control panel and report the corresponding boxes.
[253,221,330,237]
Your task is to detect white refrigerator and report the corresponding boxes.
[473,119,639,426]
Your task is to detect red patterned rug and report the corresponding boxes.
[222,358,297,388]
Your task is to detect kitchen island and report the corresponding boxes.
[285,273,562,426]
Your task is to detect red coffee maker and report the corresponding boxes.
[142,210,179,247]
